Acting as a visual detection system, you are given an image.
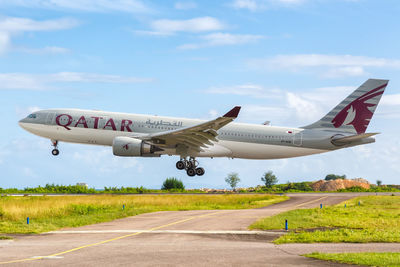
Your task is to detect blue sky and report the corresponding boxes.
[1,0,400,189]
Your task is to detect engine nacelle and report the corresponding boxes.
[112,136,161,157]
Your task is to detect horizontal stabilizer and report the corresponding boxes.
[332,132,379,144]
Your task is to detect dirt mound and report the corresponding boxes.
[311,179,370,191]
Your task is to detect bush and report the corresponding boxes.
[260,181,314,192]
[338,186,367,192]
[103,186,149,194]
[325,174,346,180]
[161,177,185,190]
[290,182,313,191]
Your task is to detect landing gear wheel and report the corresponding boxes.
[51,140,59,156]
[195,167,205,176]
[186,161,194,169]
[176,161,185,170]
[52,149,59,156]
[186,168,196,177]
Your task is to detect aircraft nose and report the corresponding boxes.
[18,118,29,129]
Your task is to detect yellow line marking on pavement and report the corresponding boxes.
[0,211,223,265]
[294,196,328,208]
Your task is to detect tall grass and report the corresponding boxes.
[0,194,287,234]
[306,252,400,267]
[250,196,400,243]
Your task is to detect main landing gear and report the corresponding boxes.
[176,157,205,177]
[51,140,59,156]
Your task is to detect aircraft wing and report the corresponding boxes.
[140,106,241,152]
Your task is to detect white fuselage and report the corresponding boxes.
[19,108,347,160]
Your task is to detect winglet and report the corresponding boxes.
[223,106,241,118]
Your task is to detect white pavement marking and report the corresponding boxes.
[31,256,64,259]
[47,230,282,235]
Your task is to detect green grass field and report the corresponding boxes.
[0,194,287,234]
[306,252,400,267]
[250,196,400,243]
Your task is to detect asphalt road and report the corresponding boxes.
[0,193,397,266]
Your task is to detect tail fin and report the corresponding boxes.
[302,79,388,134]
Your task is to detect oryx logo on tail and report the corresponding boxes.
[331,84,386,134]
[302,79,388,134]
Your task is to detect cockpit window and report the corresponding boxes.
[28,114,37,119]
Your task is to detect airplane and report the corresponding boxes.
[19,79,388,176]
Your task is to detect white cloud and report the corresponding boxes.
[286,92,322,121]
[204,82,392,124]
[0,73,44,90]
[232,0,259,11]
[0,17,79,32]
[381,94,400,106]
[206,84,281,98]
[375,94,400,119]
[293,86,400,121]
[248,54,400,78]
[203,32,264,46]
[204,83,321,123]
[0,0,152,14]
[16,46,70,54]
[273,0,305,4]
[350,138,400,176]
[9,138,49,152]
[0,72,153,90]
[0,16,79,54]
[323,66,367,78]
[15,106,41,118]
[208,109,218,118]
[231,0,305,11]
[301,86,355,105]
[256,54,400,68]
[49,72,151,83]
[0,31,10,53]
[174,1,197,10]
[0,138,47,167]
[238,105,288,124]
[285,86,400,121]
[150,17,224,34]
[179,32,264,49]
[133,30,173,37]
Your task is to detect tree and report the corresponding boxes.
[225,172,240,190]
[261,171,278,188]
[325,174,346,180]
[162,177,185,190]
[376,180,382,186]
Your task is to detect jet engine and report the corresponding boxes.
[112,136,161,157]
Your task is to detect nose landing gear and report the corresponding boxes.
[51,140,59,156]
[176,157,205,176]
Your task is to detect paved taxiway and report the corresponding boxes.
[0,193,398,266]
